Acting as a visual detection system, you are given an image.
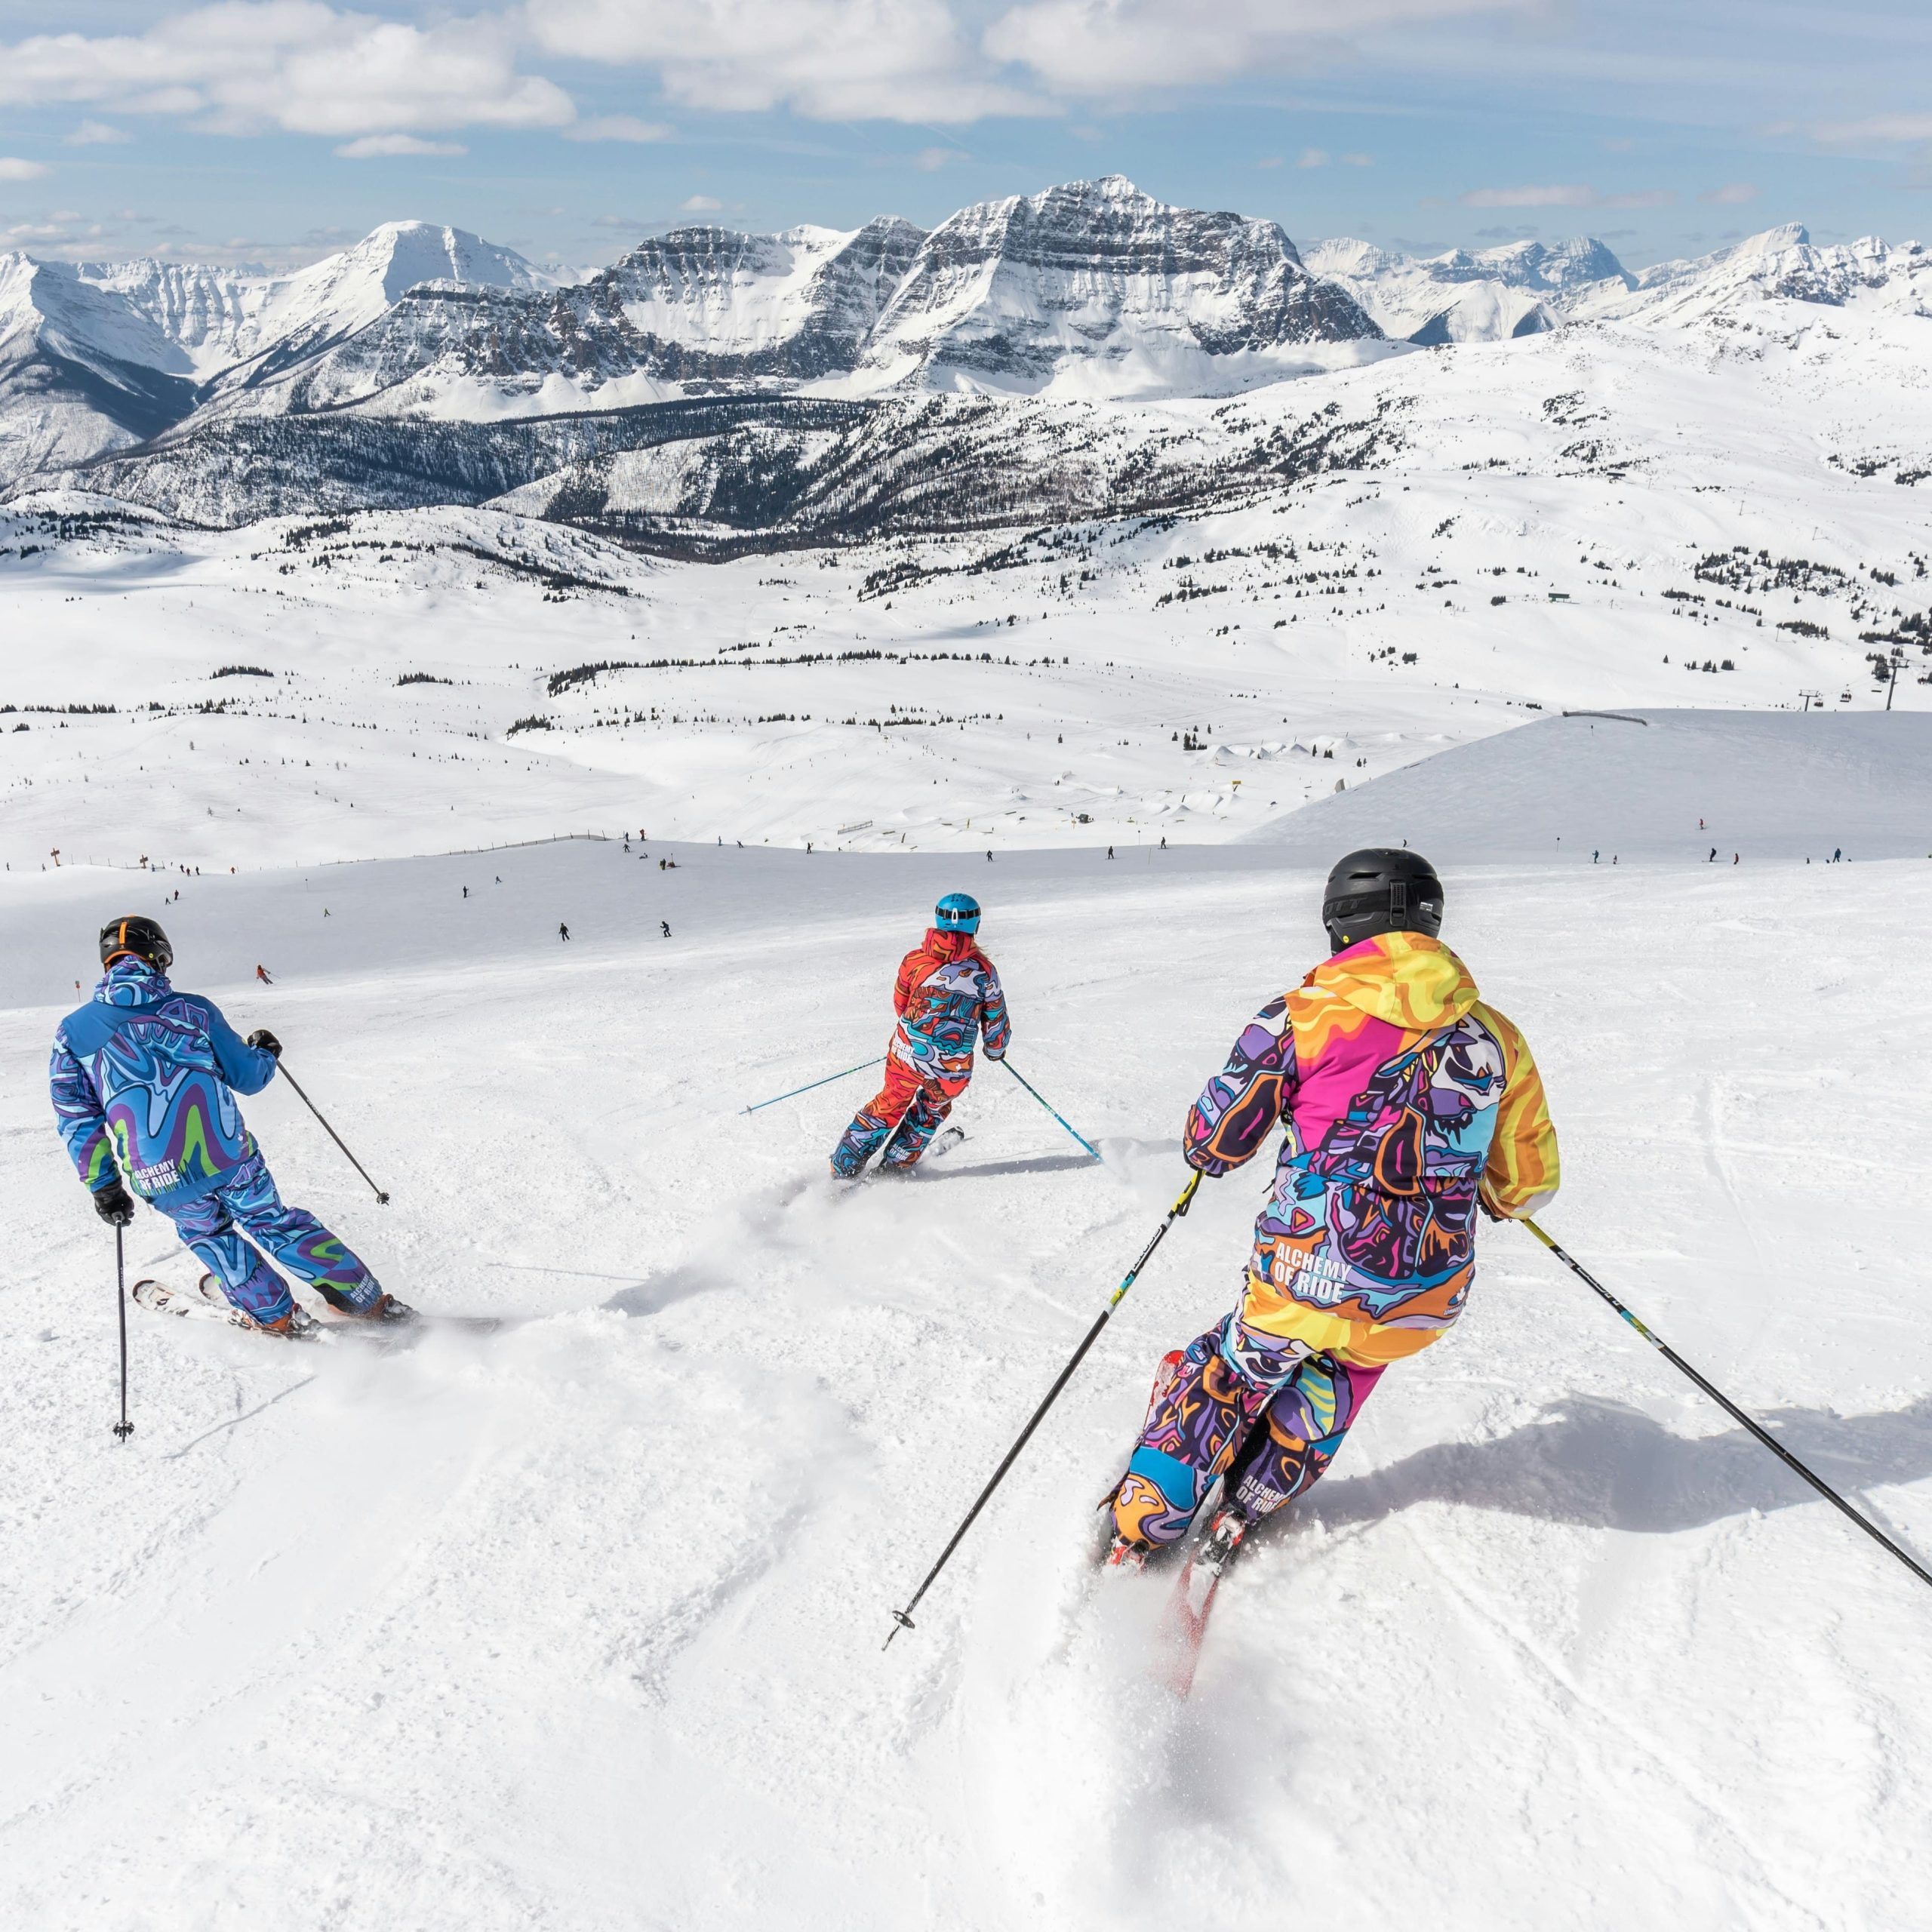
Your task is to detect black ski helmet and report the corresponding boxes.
[1321,848,1444,953]
[100,915,172,972]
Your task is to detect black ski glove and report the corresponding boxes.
[93,1179,135,1226]
[247,1028,282,1060]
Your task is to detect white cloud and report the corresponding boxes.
[678,192,722,211]
[983,0,1531,95]
[1295,146,1329,168]
[63,119,132,145]
[1811,112,1932,145]
[1341,151,1373,166]
[1459,183,1673,208]
[527,0,1047,122]
[1701,181,1760,205]
[0,156,51,180]
[914,144,968,169]
[336,134,466,157]
[563,114,672,142]
[0,4,574,139]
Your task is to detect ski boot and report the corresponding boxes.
[196,1275,321,1340]
[340,1293,418,1325]
[1103,1532,1155,1574]
[1191,1505,1251,1584]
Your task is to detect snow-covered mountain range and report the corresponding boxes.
[2,177,1928,520]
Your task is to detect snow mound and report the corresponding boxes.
[1246,710,1932,863]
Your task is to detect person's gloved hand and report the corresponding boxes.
[247,1028,282,1059]
[93,1179,135,1226]
[983,1048,1004,1062]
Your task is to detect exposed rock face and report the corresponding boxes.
[856,176,1381,390]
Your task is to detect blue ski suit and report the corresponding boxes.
[50,959,383,1324]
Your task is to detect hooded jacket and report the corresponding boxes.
[50,958,278,1203]
[889,928,1011,1086]
[1185,932,1558,1364]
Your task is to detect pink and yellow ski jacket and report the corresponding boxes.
[1186,932,1558,1366]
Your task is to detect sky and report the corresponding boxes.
[0,1,1928,273]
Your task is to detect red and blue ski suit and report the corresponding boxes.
[829,928,1011,1176]
[49,958,385,1326]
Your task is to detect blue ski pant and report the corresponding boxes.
[157,1149,383,1324]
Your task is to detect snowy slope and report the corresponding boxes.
[8,285,1932,872]
[1246,709,1932,862]
[2,832,1930,1929]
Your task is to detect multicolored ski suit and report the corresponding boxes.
[1113,932,1558,1548]
[830,928,1011,1176]
[50,959,383,1326]
[51,958,274,1201]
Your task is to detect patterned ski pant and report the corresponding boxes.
[158,1149,383,1325]
[829,1057,963,1177]
[1112,1311,1386,1548]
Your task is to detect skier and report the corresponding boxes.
[829,893,1011,1178]
[661,921,671,939]
[49,916,408,1338]
[559,922,571,941]
[1104,849,1559,1574]
[254,964,272,984]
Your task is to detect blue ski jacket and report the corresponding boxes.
[50,958,278,1204]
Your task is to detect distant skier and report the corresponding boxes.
[1104,849,1559,1575]
[49,917,408,1338]
[254,964,272,984]
[661,921,671,938]
[829,893,1011,1178]
[559,922,571,941]
[1709,848,1717,863]
[1107,846,1115,860]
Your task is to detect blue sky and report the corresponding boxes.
[1,2,1929,272]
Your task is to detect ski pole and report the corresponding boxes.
[886,1171,1202,1647]
[999,1058,1100,1159]
[741,1056,885,1115]
[278,1063,390,1204]
[112,1224,133,1443]
[1522,1217,1932,1595]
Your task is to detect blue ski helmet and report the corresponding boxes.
[934,892,981,934]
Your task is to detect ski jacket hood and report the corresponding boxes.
[1314,933,1478,1031]
[96,957,171,1008]
[922,927,978,964]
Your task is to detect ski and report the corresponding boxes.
[132,1277,321,1340]
[131,1278,495,1344]
[1154,1506,1249,1697]
[838,1125,968,1186]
